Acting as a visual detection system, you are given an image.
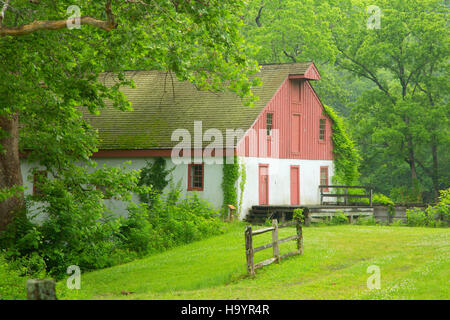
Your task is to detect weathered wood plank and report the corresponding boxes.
[253,241,274,253]
[245,225,254,276]
[278,234,299,244]
[280,251,299,260]
[297,219,303,255]
[272,219,279,263]
[254,257,277,269]
[252,226,275,235]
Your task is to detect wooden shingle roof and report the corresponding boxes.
[84,62,315,149]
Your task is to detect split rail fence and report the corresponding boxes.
[245,218,303,276]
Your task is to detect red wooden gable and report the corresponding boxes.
[237,74,334,161]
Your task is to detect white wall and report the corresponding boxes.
[237,156,334,219]
[21,156,332,221]
[21,157,224,218]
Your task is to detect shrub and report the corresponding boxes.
[293,208,304,223]
[146,189,224,248]
[405,208,429,227]
[391,219,406,227]
[0,253,27,300]
[331,212,348,225]
[355,216,377,226]
[1,183,226,279]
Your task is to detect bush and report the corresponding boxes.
[0,183,226,280]
[144,188,225,249]
[355,216,377,226]
[405,208,429,227]
[293,208,304,223]
[404,189,449,227]
[331,212,348,225]
[0,253,27,300]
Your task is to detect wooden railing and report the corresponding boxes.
[244,218,303,276]
[319,185,373,206]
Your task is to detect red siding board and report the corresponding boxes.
[237,77,333,160]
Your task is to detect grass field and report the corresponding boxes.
[57,223,449,300]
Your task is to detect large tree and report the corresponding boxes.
[0,0,259,230]
[330,0,449,201]
[242,0,449,201]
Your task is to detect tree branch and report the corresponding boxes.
[0,1,116,37]
[255,4,264,27]
[0,0,10,26]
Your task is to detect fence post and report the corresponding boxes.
[296,218,304,255]
[26,279,57,300]
[245,225,254,276]
[272,219,280,263]
[369,188,373,206]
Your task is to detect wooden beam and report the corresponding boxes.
[252,226,275,235]
[272,219,279,263]
[254,257,277,269]
[278,234,299,245]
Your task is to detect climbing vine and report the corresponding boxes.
[221,156,240,216]
[238,160,247,215]
[323,104,360,185]
[138,157,174,206]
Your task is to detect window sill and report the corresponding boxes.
[187,188,204,192]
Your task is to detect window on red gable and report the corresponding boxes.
[320,167,329,192]
[266,113,273,136]
[188,163,204,191]
[319,119,326,141]
[33,170,47,196]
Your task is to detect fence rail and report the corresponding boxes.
[245,218,303,276]
[319,185,373,206]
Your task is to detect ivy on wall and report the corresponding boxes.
[238,160,247,215]
[221,156,240,216]
[323,104,360,185]
[138,157,174,206]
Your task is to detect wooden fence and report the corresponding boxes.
[319,185,373,206]
[244,218,303,276]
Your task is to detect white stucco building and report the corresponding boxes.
[21,62,335,220]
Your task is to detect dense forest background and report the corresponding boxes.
[241,0,449,203]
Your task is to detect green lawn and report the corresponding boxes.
[57,223,449,300]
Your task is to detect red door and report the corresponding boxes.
[259,164,269,205]
[290,166,300,205]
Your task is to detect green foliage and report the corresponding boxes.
[390,186,423,204]
[138,157,174,205]
[0,253,27,300]
[355,216,377,226]
[242,0,337,64]
[405,208,433,227]
[293,208,304,223]
[0,182,225,279]
[323,104,360,185]
[405,188,450,227]
[0,0,261,238]
[391,219,406,227]
[373,193,396,217]
[0,186,24,203]
[238,161,247,216]
[141,186,225,251]
[221,156,240,216]
[331,212,349,225]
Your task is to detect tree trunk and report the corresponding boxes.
[431,137,439,202]
[0,113,25,231]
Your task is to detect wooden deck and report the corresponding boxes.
[246,204,374,224]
